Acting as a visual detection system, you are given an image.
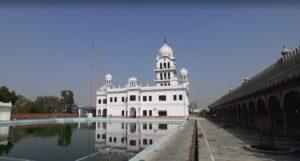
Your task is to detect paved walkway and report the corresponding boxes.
[197,118,300,161]
[144,120,194,161]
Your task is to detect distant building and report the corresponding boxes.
[0,102,12,121]
[73,106,96,117]
[96,38,190,118]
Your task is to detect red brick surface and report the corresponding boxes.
[11,113,78,120]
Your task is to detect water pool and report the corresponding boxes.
[0,121,181,161]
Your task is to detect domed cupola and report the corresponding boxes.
[128,77,138,87]
[158,37,174,59]
[180,68,188,76]
[281,45,290,56]
[106,73,112,81]
[105,73,113,87]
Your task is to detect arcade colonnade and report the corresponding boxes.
[210,85,300,139]
[208,45,300,140]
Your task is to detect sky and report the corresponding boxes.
[0,2,300,108]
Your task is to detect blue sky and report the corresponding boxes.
[0,4,300,107]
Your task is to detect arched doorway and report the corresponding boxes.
[256,99,268,120]
[236,104,242,125]
[248,101,256,127]
[242,103,249,126]
[268,96,284,134]
[102,109,107,117]
[130,107,136,118]
[284,91,300,139]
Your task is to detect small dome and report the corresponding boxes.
[128,77,137,82]
[281,45,289,56]
[159,43,174,58]
[180,68,188,75]
[106,73,112,80]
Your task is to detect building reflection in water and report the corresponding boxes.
[94,122,178,159]
[0,127,9,146]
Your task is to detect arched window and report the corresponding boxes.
[164,63,166,68]
[160,73,163,80]
[160,63,162,69]
[164,73,166,79]
[168,62,170,68]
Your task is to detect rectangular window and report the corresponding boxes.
[102,122,107,129]
[139,96,141,101]
[149,96,152,101]
[122,110,125,116]
[109,137,112,142]
[110,97,113,102]
[97,134,100,138]
[143,139,148,145]
[179,94,183,100]
[122,123,124,129]
[149,123,152,129]
[102,134,106,139]
[103,99,107,104]
[121,137,124,143]
[98,99,101,104]
[130,140,136,146]
[143,123,147,129]
[143,110,147,116]
[158,123,168,130]
[158,110,167,116]
[149,110,152,116]
[159,95,166,101]
[130,95,136,101]
[143,96,147,102]
[114,137,117,142]
[114,97,117,102]
[149,139,153,144]
[122,97,125,102]
[173,95,177,101]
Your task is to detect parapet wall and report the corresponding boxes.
[208,45,300,109]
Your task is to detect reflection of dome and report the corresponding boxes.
[128,77,137,82]
[180,68,188,75]
[159,43,174,58]
[106,73,112,80]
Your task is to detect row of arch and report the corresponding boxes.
[160,72,171,80]
[97,107,137,118]
[210,89,300,140]
[159,62,171,69]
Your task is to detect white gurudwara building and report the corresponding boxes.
[96,38,189,118]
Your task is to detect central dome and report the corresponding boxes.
[159,43,174,58]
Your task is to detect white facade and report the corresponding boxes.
[94,122,179,158]
[0,102,12,121]
[96,39,189,117]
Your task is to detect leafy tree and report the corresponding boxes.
[0,86,18,104]
[60,90,75,113]
[35,96,63,113]
[24,101,44,113]
[15,95,31,108]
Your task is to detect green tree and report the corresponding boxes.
[0,86,18,104]
[60,90,75,113]
[35,96,63,113]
